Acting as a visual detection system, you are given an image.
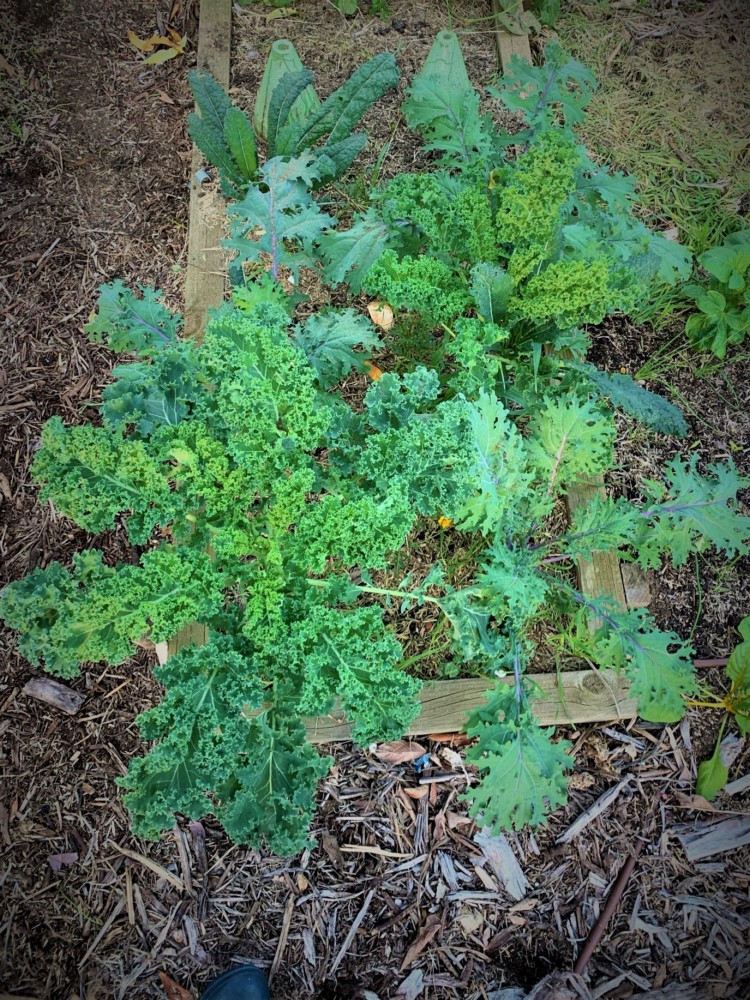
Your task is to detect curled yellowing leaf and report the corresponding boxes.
[367,300,394,331]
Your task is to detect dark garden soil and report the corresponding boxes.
[1,1,749,999]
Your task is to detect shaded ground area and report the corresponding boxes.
[554,0,750,252]
[1,1,749,998]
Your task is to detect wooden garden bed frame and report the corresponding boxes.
[170,0,643,740]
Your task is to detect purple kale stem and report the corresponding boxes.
[125,307,170,343]
[565,584,648,656]
[269,183,279,281]
[514,648,523,705]
[642,500,717,518]
[529,497,721,554]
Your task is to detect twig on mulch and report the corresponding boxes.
[573,790,663,976]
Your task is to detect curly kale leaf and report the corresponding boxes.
[514,257,622,328]
[0,548,222,677]
[122,635,331,855]
[363,367,441,431]
[527,395,615,490]
[101,341,204,436]
[363,250,471,323]
[293,490,415,573]
[291,605,421,745]
[454,390,538,535]
[463,682,572,831]
[372,172,497,268]
[121,636,266,836]
[495,131,580,279]
[224,153,336,282]
[293,309,381,388]
[220,714,331,854]
[445,318,509,395]
[635,456,750,568]
[85,280,181,355]
[568,361,687,438]
[201,303,330,486]
[358,397,476,518]
[318,209,389,293]
[31,417,176,544]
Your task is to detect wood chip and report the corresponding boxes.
[269,895,294,984]
[331,887,375,974]
[674,816,750,861]
[556,780,630,845]
[400,914,441,970]
[47,851,78,873]
[109,842,185,891]
[158,972,195,1000]
[320,830,345,868]
[22,676,84,715]
[473,828,528,901]
[341,844,412,859]
[725,772,750,796]
[374,740,427,765]
[77,897,126,969]
[396,968,425,999]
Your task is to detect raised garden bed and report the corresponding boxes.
[175,0,644,742]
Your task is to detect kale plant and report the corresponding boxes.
[188,47,398,198]
[319,40,693,435]
[2,38,748,854]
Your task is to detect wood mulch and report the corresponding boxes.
[1,1,749,998]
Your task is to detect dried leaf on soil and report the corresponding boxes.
[374,740,427,765]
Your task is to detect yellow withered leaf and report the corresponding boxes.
[128,29,157,52]
[143,44,184,65]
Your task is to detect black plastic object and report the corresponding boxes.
[200,965,271,1000]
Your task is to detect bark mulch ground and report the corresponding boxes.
[1,1,749,998]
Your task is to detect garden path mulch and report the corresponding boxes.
[1,1,749,998]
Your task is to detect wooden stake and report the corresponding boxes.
[169,0,232,658]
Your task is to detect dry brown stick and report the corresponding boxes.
[269,894,295,985]
[573,791,663,976]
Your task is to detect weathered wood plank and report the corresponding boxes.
[491,2,532,72]
[169,0,231,657]
[304,669,638,743]
[566,477,628,615]
[184,0,232,343]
